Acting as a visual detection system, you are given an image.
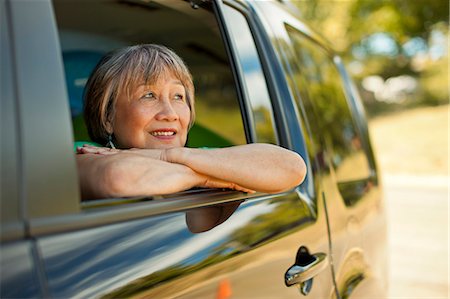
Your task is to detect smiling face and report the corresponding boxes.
[110,72,191,149]
[84,45,195,147]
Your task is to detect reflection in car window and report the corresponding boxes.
[52,0,246,148]
[223,5,277,144]
[286,26,371,182]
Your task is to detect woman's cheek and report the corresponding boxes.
[181,105,192,127]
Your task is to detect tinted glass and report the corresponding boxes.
[286,26,371,182]
[223,5,277,144]
[53,0,246,147]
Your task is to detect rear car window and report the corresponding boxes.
[286,26,371,182]
[52,0,247,148]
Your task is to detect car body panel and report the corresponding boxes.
[0,241,43,298]
[37,192,332,298]
[249,1,388,297]
[0,0,387,298]
[7,0,80,218]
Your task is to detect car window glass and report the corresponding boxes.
[52,0,246,148]
[223,4,277,144]
[286,26,371,182]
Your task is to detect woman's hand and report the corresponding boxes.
[76,142,305,199]
[76,144,120,155]
[77,151,202,199]
[198,175,255,193]
[76,145,255,199]
[77,144,164,160]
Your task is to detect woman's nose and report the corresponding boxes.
[155,100,179,121]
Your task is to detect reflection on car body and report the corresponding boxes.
[0,0,387,298]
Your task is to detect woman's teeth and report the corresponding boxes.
[151,131,175,136]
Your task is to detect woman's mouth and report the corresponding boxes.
[151,131,175,136]
[150,129,177,139]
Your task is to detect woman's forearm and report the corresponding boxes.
[77,153,204,199]
[166,143,306,193]
[77,143,307,199]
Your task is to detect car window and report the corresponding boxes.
[286,26,371,183]
[52,0,247,148]
[222,4,277,144]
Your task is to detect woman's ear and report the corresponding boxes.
[105,120,113,134]
[105,111,114,134]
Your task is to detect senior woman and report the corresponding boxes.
[76,44,306,200]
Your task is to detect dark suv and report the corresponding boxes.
[1,0,387,298]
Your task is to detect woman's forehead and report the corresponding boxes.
[134,81,184,91]
[136,73,183,87]
[123,72,184,95]
[136,67,182,83]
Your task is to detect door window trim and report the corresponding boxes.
[1,0,24,241]
[9,0,80,221]
[24,0,299,237]
[30,190,285,236]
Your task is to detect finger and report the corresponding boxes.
[95,148,120,155]
[78,147,119,155]
[77,147,98,154]
[233,185,256,193]
[229,182,255,193]
[82,144,103,148]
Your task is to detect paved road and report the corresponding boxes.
[383,175,449,298]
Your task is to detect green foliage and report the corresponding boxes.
[294,0,449,116]
[194,95,247,146]
[419,55,449,106]
[186,123,234,148]
[348,0,448,42]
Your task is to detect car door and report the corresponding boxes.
[8,0,336,298]
[1,2,44,297]
[251,1,388,297]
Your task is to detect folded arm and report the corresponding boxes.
[77,150,253,200]
[77,143,306,200]
[77,153,197,199]
[165,143,306,194]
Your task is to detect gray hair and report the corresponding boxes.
[84,44,195,145]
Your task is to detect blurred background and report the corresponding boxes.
[293,0,449,297]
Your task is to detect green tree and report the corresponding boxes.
[294,0,449,114]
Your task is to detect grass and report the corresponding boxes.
[368,104,449,176]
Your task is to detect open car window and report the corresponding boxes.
[53,0,247,149]
[52,0,267,206]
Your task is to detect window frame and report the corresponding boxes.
[242,1,318,201]
[14,0,301,238]
[291,26,373,179]
[220,1,279,144]
[1,0,24,241]
[8,0,80,224]
[280,21,378,205]
[333,56,378,176]
[230,0,298,150]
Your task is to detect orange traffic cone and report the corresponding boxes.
[216,278,232,299]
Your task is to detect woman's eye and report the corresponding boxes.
[174,94,184,101]
[142,92,156,100]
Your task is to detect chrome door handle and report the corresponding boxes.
[285,252,328,286]
[284,246,329,291]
